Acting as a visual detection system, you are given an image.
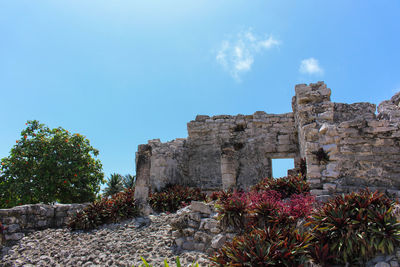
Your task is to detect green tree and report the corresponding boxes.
[0,120,104,208]
[122,174,136,189]
[103,173,124,197]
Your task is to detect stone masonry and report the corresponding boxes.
[135,82,400,201]
[0,203,87,246]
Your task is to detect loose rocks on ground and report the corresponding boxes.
[1,214,212,266]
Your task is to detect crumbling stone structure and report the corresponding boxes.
[135,82,400,202]
[0,203,87,245]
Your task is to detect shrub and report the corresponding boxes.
[149,185,206,213]
[307,189,400,265]
[68,188,139,230]
[0,120,104,208]
[216,191,248,230]
[252,175,309,199]
[211,225,312,266]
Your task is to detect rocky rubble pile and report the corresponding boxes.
[1,214,211,266]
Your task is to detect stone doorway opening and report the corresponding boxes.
[272,158,294,178]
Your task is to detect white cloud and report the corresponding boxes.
[216,29,280,81]
[299,58,324,75]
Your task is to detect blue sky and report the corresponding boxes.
[1,1,399,187]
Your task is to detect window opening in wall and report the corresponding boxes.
[272,158,294,178]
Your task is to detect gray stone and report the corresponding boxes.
[189,212,202,222]
[375,262,390,267]
[211,234,226,249]
[194,242,205,251]
[175,237,185,247]
[190,202,212,215]
[5,232,24,241]
[194,232,211,243]
[182,241,195,250]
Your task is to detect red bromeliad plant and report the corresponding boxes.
[68,188,139,230]
[247,191,315,228]
[214,188,316,231]
[211,225,313,266]
[216,191,248,230]
[149,185,206,213]
[251,175,310,199]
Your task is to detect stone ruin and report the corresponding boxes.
[134,81,400,205]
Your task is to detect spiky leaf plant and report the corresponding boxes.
[307,189,400,265]
[122,174,136,189]
[103,173,124,197]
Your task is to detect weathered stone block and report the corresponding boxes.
[182,241,195,250]
[211,234,226,249]
[194,232,211,243]
[189,212,202,222]
[194,242,205,251]
[5,224,20,233]
[190,201,212,215]
[5,232,24,241]
[182,228,195,236]
[188,220,199,228]
[175,237,185,247]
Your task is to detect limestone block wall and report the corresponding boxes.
[135,111,300,198]
[293,82,400,198]
[187,112,299,190]
[0,203,87,244]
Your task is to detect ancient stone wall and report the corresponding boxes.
[135,111,300,197]
[293,82,400,199]
[135,81,400,201]
[0,203,87,245]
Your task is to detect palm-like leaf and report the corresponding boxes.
[103,173,123,197]
[123,174,136,189]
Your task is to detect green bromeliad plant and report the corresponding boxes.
[307,189,400,265]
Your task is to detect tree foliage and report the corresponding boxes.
[103,173,124,197]
[0,120,104,208]
[122,174,136,189]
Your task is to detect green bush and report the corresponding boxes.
[149,184,206,213]
[307,189,400,265]
[0,120,104,208]
[68,189,139,230]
